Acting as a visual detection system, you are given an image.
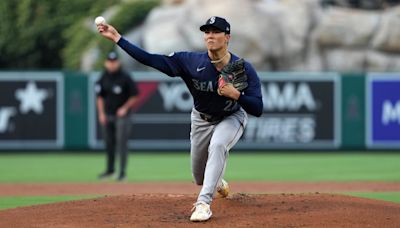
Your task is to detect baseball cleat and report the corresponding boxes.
[116,173,127,182]
[217,179,229,198]
[190,201,212,222]
[98,171,115,180]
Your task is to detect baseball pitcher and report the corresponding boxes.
[96,16,263,222]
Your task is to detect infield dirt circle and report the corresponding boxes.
[1,182,400,227]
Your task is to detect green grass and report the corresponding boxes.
[346,192,400,203]
[227,153,400,181]
[0,195,97,210]
[0,152,399,183]
[0,152,399,209]
[0,153,191,182]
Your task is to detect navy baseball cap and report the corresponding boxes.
[107,51,118,61]
[200,16,230,34]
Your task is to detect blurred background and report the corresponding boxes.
[1,0,400,151]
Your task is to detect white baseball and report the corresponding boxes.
[95,16,106,25]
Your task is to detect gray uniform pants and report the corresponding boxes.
[190,108,248,204]
[102,114,131,175]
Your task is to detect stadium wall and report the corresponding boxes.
[0,71,399,151]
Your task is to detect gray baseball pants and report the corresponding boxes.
[102,114,131,175]
[190,108,248,204]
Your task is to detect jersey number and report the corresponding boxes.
[224,100,236,111]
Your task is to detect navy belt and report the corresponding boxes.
[199,113,226,123]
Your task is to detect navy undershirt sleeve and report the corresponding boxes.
[237,62,263,117]
[238,95,263,117]
[117,37,178,76]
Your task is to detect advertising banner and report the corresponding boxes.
[241,73,341,149]
[89,72,340,150]
[0,73,64,149]
[367,74,400,148]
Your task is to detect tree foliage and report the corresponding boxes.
[63,0,160,70]
[0,0,159,70]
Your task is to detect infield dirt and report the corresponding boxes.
[1,182,400,227]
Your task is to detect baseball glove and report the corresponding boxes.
[217,58,248,95]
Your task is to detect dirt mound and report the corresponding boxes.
[1,193,399,227]
[1,181,400,196]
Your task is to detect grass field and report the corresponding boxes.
[0,152,399,209]
[0,196,96,210]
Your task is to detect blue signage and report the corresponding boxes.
[367,74,400,148]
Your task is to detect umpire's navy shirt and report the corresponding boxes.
[96,68,138,115]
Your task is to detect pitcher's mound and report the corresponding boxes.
[1,193,399,227]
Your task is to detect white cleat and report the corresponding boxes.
[217,179,229,198]
[190,201,212,222]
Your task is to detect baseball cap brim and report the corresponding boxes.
[200,24,224,32]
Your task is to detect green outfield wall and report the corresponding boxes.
[341,74,365,150]
[0,71,399,151]
[64,72,88,150]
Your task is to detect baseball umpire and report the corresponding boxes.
[96,51,139,182]
[97,16,263,221]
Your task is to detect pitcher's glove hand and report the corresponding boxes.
[217,58,248,96]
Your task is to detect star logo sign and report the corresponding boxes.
[15,81,49,114]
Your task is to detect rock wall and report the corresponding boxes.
[116,0,400,72]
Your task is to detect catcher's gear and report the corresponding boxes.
[217,58,248,95]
